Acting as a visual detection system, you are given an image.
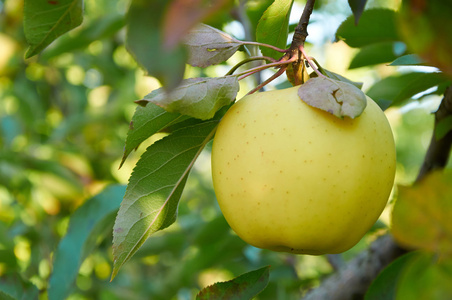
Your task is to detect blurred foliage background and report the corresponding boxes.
[0,0,449,299]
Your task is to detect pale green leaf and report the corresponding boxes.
[24,0,83,58]
[137,76,239,120]
[112,119,220,279]
[298,77,367,119]
[184,23,242,67]
[256,0,293,60]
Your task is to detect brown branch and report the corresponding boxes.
[302,235,405,300]
[416,86,452,182]
[291,0,316,48]
[280,0,316,85]
[302,86,452,300]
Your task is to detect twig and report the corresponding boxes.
[281,0,317,85]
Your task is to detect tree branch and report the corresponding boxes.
[302,85,452,300]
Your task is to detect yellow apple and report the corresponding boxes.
[211,85,396,254]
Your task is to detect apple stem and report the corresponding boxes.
[277,0,316,85]
[299,46,326,78]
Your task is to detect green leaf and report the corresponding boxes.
[391,171,452,256]
[335,9,399,48]
[48,185,126,300]
[42,14,125,59]
[136,76,239,121]
[0,273,39,300]
[298,77,367,119]
[435,116,452,140]
[120,104,190,168]
[24,0,83,58]
[349,42,406,69]
[398,0,452,77]
[256,0,294,60]
[366,72,450,107]
[126,0,186,90]
[365,252,418,300]
[112,119,221,279]
[196,266,270,300]
[347,0,368,25]
[396,253,452,300]
[313,67,363,89]
[184,24,242,67]
[163,0,233,49]
[389,54,426,66]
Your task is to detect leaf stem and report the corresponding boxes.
[226,56,277,76]
[241,41,287,53]
[299,46,325,78]
[236,57,296,79]
[246,67,288,95]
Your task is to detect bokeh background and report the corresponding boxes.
[0,0,447,299]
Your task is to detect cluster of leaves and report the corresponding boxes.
[1,0,451,299]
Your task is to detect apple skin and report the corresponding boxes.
[211,85,396,255]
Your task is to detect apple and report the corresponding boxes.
[211,85,396,254]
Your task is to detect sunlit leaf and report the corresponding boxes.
[112,119,221,279]
[184,24,242,67]
[24,0,83,58]
[120,104,189,168]
[365,252,418,300]
[197,266,270,300]
[392,171,452,256]
[126,0,186,90]
[48,185,126,300]
[137,76,239,120]
[347,0,368,25]
[298,77,367,119]
[396,253,452,300]
[256,0,293,60]
[335,9,399,48]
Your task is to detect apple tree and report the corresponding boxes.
[0,0,451,299]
